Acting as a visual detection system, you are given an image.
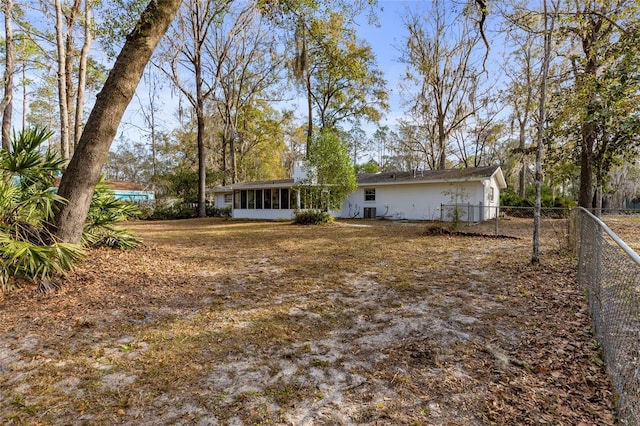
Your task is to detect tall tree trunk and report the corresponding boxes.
[2,0,15,150]
[305,68,312,156]
[518,119,527,197]
[53,0,183,244]
[196,109,207,217]
[55,0,71,160]
[74,0,91,149]
[579,106,595,209]
[21,64,25,131]
[532,0,554,265]
[230,128,237,183]
[65,0,81,151]
[438,117,446,170]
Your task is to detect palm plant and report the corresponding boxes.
[83,178,142,250]
[0,129,84,291]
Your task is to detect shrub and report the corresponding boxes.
[0,128,84,291]
[138,202,197,220]
[292,210,334,225]
[82,178,142,250]
[206,205,231,217]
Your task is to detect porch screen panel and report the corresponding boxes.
[255,189,263,209]
[234,191,240,209]
[264,189,272,209]
[240,190,247,209]
[248,190,255,209]
[281,188,290,209]
[272,189,280,209]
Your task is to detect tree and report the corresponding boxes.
[297,129,357,211]
[54,0,71,159]
[213,6,285,184]
[286,1,385,150]
[2,0,15,150]
[53,0,183,244]
[590,43,640,214]
[73,0,93,149]
[558,0,638,209]
[532,0,557,265]
[399,0,485,170]
[503,23,538,197]
[159,0,249,217]
[308,13,387,132]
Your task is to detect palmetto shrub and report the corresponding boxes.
[1,129,141,292]
[83,178,142,250]
[0,129,84,291]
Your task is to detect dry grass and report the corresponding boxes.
[0,218,618,425]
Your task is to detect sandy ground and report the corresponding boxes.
[0,218,619,425]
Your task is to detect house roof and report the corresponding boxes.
[356,165,507,188]
[211,178,294,193]
[211,166,507,193]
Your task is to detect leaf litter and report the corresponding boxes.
[0,218,616,425]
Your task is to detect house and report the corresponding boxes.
[51,178,155,202]
[212,165,506,222]
[104,180,155,202]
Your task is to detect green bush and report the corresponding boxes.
[206,205,231,217]
[500,190,576,218]
[292,210,334,225]
[138,202,197,220]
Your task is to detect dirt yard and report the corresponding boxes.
[0,218,617,425]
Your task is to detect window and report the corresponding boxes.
[234,191,240,209]
[489,187,495,202]
[365,188,376,201]
[364,207,376,219]
[224,193,232,204]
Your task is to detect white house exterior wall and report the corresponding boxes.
[337,181,488,221]
[211,167,506,222]
[213,193,229,209]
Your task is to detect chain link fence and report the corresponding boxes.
[440,204,573,252]
[577,207,640,424]
[440,204,640,421]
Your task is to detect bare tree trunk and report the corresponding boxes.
[65,0,81,151]
[532,0,555,265]
[53,0,183,244]
[21,64,25,131]
[519,119,527,197]
[305,68,313,156]
[2,0,15,150]
[55,0,71,160]
[74,0,91,149]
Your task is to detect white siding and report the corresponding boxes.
[337,181,488,221]
[214,193,230,208]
